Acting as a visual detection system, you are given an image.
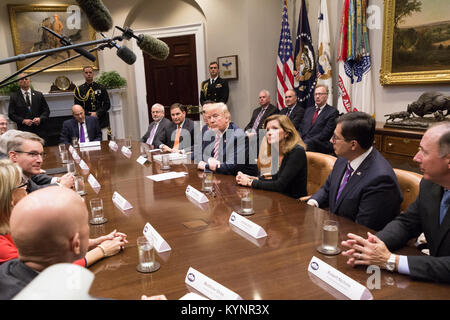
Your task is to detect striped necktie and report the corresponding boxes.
[213,133,220,160]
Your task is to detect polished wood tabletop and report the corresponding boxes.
[43,141,450,300]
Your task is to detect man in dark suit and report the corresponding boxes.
[279,89,304,132]
[8,73,50,141]
[342,122,450,284]
[74,66,111,140]
[7,132,74,193]
[308,112,402,231]
[60,104,102,145]
[197,103,257,176]
[199,62,229,106]
[158,103,194,153]
[244,90,278,135]
[300,85,339,154]
[140,103,172,148]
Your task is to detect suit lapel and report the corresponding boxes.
[433,185,450,253]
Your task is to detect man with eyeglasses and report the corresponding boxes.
[8,73,50,141]
[307,112,402,231]
[299,85,339,154]
[279,89,304,132]
[7,132,74,193]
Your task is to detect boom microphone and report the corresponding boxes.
[115,26,169,61]
[76,0,113,32]
[99,33,136,65]
[42,26,96,62]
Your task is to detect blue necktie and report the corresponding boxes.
[439,190,450,224]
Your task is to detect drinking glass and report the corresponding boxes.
[317,220,340,255]
[74,176,86,196]
[136,236,160,273]
[66,161,76,176]
[60,150,69,164]
[202,170,213,193]
[125,136,132,149]
[72,137,79,148]
[240,189,254,215]
[58,144,66,153]
[89,198,107,225]
[161,154,170,170]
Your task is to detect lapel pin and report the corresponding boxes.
[357,172,361,176]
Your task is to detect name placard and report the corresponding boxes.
[87,174,101,193]
[143,222,171,253]
[112,192,133,210]
[185,185,208,204]
[80,141,100,148]
[153,153,187,161]
[308,256,373,300]
[228,212,267,239]
[71,152,81,163]
[79,160,89,170]
[108,141,118,151]
[136,156,147,165]
[68,145,75,153]
[179,292,208,300]
[184,267,242,300]
[121,146,132,158]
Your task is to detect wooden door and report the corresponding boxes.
[143,34,199,122]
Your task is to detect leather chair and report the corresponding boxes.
[299,151,337,201]
[393,168,423,213]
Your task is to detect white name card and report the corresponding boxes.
[80,141,100,148]
[185,267,242,300]
[108,141,118,151]
[153,153,187,161]
[68,145,75,153]
[121,146,132,158]
[143,222,171,253]
[112,192,133,210]
[308,256,373,300]
[79,160,89,170]
[87,174,101,193]
[228,212,267,239]
[136,156,147,165]
[179,292,208,300]
[71,152,81,162]
[185,185,208,204]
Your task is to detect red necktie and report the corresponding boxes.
[311,107,320,124]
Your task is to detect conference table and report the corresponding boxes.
[43,141,450,300]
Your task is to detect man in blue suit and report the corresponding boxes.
[60,104,102,145]
[300,85,339,154]
[197,103,257,176]
[307,112,402,231]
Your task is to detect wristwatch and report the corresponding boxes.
[385,254,396,272]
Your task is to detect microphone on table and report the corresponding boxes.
[42,27,96,62]
[75,0,113,32]
[115,26,170,61]
[100,33,136,65]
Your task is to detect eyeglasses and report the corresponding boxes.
[331,134,344,143]
[14,150,46,159]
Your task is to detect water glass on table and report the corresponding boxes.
[240,189,254,215]
[89,198,108,225]
[317,220,340,255]
[136,236,160,273]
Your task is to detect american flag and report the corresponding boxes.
[276,0,294,110]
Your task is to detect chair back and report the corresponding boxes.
[306,152,337,196]
[393,168,422,213]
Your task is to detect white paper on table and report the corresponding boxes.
[112,191,133,210]
[147,171,187,182]
[153,153,187,161]
[307,256,373,300]
[87,174,101,193]
[143,222,171,253]
[185,185,208,204]
[184,267,242,300]
[229,212,267,239]
[147,149,161,153]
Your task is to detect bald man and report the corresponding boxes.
[60,104,102,144]
[0,187,91,299]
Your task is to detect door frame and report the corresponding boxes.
[132,23,206,136]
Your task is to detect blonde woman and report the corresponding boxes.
[0,159,127,266]
[236,114,307,198]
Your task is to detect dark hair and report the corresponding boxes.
[209,62,219,68]
[337,112,375,150]
[170,103,186,113]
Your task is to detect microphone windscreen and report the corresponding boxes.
[74,47,96,62]
[137,34,169,61]
[76,0,113,32]
[116,46,136,65]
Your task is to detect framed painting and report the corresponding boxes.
[217,55,238,80]
[380,0,450,85]
[7,4,99,73]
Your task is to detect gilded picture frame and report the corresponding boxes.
[380,0,450,85]
[8,4,99,73]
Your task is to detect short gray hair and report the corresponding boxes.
[151,103,165,113]
[0,130,22,154]
[431,122,450,157]
[260,89,270,97]
[7,132,44,153]
[0,114,7,121]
